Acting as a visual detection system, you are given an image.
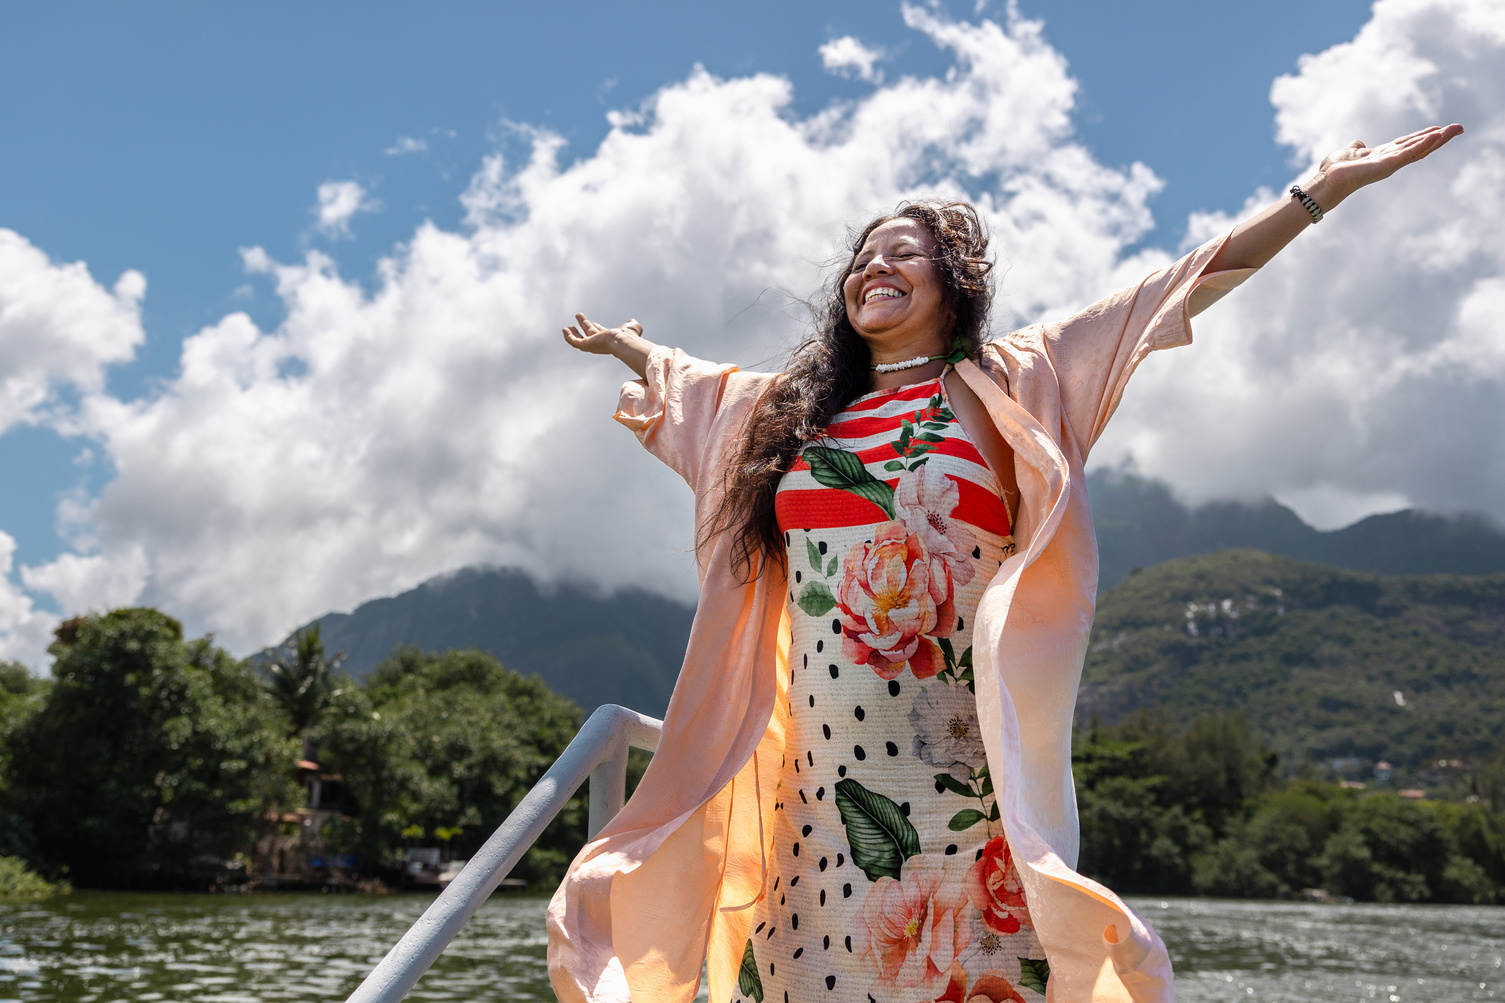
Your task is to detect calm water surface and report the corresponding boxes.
[0,892,1499,1002]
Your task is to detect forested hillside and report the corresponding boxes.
[286,475,1505,756]
[307,567,693,716]
[1077,549,1505,784]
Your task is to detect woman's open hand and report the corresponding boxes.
[1205,123,1464,274]
[562,313,641,354]
[1318,123,1464,203]
[561,312,654,378]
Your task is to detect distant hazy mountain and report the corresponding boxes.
[307,567,694,717]
[1090,468,1505,590]
[1077,548,1505,777]
[288,473,1505,725]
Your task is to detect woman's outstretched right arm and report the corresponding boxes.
[576,313,744,492]
[561,313,660,379]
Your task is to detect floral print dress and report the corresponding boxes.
[733,374,1048,1003]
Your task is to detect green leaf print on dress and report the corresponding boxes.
[936,637,976,692]
[1016,957,1050,995]
[796,581,837,617]
[804,446,897,517]
[738,939,763,1002]
[890,394,957,471]
[833,777,921,881]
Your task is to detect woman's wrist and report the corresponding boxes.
[609,328,647,359]
[607,328,654,378]
[1299,172,1350,215]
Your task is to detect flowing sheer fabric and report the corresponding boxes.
[547,233,1256,1003]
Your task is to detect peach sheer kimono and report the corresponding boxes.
[547,234,1255,1003]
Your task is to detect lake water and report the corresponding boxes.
[0,891,1499,1002]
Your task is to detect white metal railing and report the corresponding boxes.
[345,703,663,1003]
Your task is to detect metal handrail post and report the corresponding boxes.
[345,703,662,1003]
[588,704,661,836]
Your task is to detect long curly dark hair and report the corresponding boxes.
[705,200,995,581]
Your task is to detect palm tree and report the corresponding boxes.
[265,626,343,735]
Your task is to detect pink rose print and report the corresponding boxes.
[836,520,955,679]
[967,836,1032,935]
[857,855,972,995]
[964,972,1028,1003]
[894,462,976,587]
[920,962,969,1003]
[912,964,1027,1003]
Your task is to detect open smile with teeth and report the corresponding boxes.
[864,286,906,305]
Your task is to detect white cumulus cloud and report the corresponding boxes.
[0,533,55,663]
[1092,0,1505,529]
[0,0,1500,666]
[314,180,378,236]
[0,230,144,435]
[820,35,886,84]
[20,546,150,621]
[9,4,1164,657]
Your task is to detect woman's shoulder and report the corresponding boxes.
[977,335,1040,372]
[714,367,784,419]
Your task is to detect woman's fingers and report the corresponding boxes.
[1393,123,1461,146]
[563,320,605,352]
[1390,126,1435,145]
[563,314,643,354]
[1390,124,1463,154]
[1326,123,1464,192]
[1388,125,1461,165]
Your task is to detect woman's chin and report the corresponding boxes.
[854,309,916,340]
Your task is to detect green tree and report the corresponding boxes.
[5,610,297,886]
[1319,794,1450,902]
[1155,713,1279,834]
[1075,710,1276,893]
[1074,717,1211,893]
[0,662,47,860]
[315,647,585,885]
[1186,782,1503,903]
[264,625,343,734]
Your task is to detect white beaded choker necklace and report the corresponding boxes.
[871,353,946,374]
[870,338,972,374]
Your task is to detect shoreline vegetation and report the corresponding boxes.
[0,853,67,898]
[1,556,1501,904]
[0,610,586,894]
[1074,712,1504,904]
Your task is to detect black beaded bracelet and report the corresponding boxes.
[1290,184,1325,223]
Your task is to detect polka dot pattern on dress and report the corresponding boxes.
[733,376,1041,1003]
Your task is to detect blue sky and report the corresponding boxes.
[0,0,1375,572]
[1,0,1497,661]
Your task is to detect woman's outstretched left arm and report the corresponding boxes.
[1206,123,1464,273]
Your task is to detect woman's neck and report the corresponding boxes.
[867,357,948,393]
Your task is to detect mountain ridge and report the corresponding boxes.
[1090,468,1505,589]
[307,566,693,717]
[290,475,1505,751]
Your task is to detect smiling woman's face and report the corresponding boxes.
[842,218,950,358]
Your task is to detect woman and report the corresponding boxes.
[549,125,1462,1003]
